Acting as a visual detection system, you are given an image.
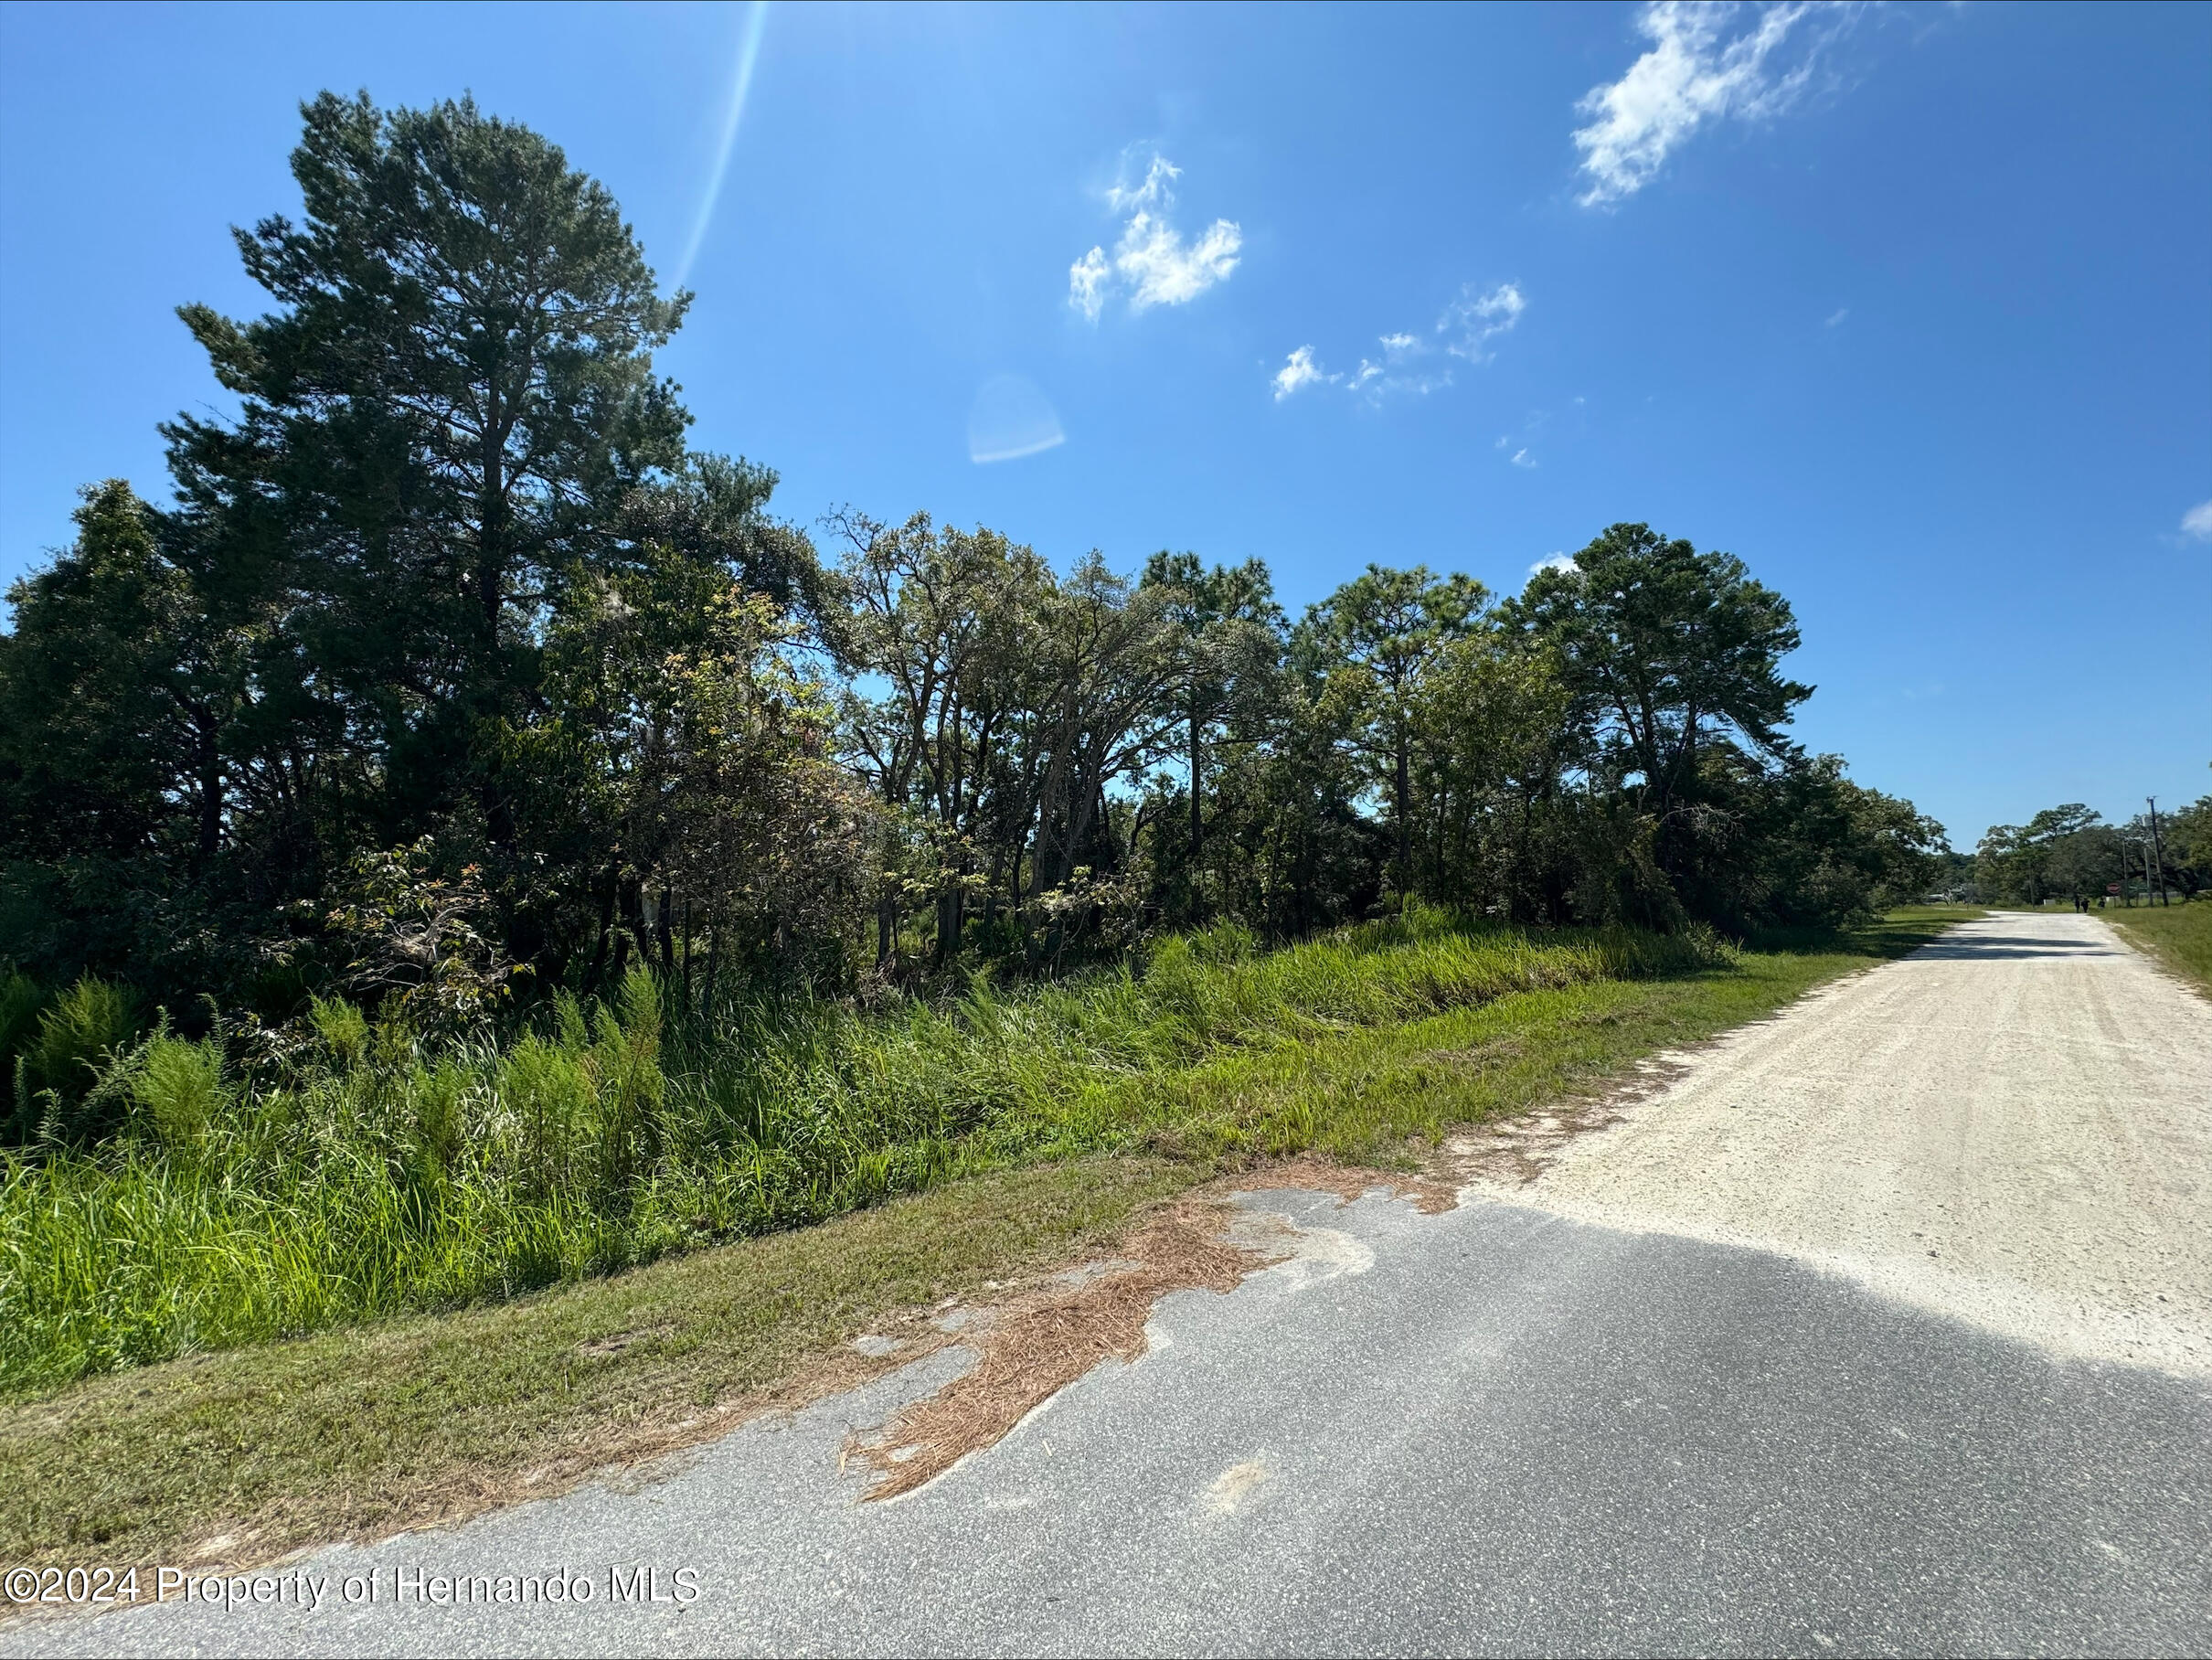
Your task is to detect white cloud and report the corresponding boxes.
[1116,213,1242,310]
[1273,282,1527,405]
[1824,306,1849,328]
[2184,501,2212,540]
[1439,282,1526,361]
[1572,2,1850,208]
[1271,346,1335,401]
[1069,152,1242,321]
[1347,326,1452,399]
[1529,553,1578,576]
[1106,154,1179,214]
[1069,248,1110,324]
[1509,449,1537,470]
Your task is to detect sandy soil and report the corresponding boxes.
[1456,910,2212,1374]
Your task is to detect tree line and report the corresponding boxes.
[1,93,1952,1050]
[1973,793,2211,907]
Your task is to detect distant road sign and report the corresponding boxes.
[2108,883,2122,894]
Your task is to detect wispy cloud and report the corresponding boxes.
[1069,151,1241,322]
[1439,282,1526,361]
[2183,500,2212,541]
[1106,154,1175,214]
[1272,282,1526,404]
[1572,1,1855,208]
[1824,306,1849,328]
[1117,216,1242,310]
[1069,249,1111,325]
[1349,326,1452,401]
[1494,399,1586,470]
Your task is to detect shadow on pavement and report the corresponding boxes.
[1914,931,2122,962]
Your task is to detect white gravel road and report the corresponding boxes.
[1469,909,2212,1375]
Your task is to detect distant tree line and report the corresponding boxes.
[1,93,1951,1049]
[1974,793,2211,907]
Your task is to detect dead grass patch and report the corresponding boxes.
[1439,1064,1682,1187]
[1237,1153,1461,1215]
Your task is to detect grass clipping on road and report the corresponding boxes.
[0,909,1972,1570]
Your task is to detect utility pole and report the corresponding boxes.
[2147,797,2171,907]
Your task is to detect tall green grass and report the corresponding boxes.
[1,910,1721,1394]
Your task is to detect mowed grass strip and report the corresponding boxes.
[2101,900,2212,996]
[2,1156,1194,1574]
[0,908,1973,1572]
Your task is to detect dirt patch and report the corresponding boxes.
[575,1321,675,1357]
[852,1197,1266,1501]
[1438,1065,1684,1188]
[852,1156,1454,1501]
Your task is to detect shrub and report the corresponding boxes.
[18,976,140,1145]
[132,1035,229,1154]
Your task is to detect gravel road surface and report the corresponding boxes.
[13,910,2209,1656]
[1470,910,2212,1375]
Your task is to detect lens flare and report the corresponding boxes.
[967,375,1066,464]
[675,0,771,292]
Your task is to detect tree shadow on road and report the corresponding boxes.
[1910,933,2122,962]
[1740,907,1984,966]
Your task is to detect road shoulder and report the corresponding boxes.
[1,912,1970,1580]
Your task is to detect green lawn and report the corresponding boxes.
[0,907,1973,1572]
[2102,899,2212,996]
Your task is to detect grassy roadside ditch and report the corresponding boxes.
[1,906,1973,1570]
[3,910,1716,1397]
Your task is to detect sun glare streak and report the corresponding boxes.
[675,0,771,292]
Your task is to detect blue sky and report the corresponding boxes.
[2,1,2207,843]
